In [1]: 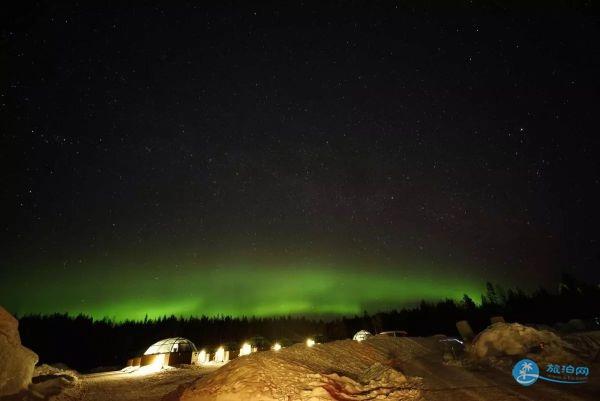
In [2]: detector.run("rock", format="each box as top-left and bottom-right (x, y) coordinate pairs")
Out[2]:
(0, 306), (39, 397)
(0, 308), (20, 346)
(33, 363), (79, 384)
(469, 322), (580, 366)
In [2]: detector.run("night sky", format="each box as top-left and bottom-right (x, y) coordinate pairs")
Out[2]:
(2, 2), (599, 320)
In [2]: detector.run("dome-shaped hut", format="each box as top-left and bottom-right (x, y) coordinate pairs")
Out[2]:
(352, 330), (372, 342)
(136, 337), (199, 368)
(144, 337), (197, 355)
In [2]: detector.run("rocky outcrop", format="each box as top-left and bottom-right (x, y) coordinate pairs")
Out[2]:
(0, 306), (39, 396)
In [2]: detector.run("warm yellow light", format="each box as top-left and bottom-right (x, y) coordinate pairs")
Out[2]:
(272, 342), (282, 351)
(150, 353), (165, 370)
(306, 338), (315, 347)
(198, 349), (207, 364)
(239, 342), (252, 356)
(215, 346), (225, 362)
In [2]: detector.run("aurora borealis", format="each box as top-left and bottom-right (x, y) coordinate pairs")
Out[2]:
(3, 3), (599, 322)
(2, 258), (486, 320)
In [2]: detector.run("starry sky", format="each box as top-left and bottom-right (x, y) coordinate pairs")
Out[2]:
(2, 2), (599, 320)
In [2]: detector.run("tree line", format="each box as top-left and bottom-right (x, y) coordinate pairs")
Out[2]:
(17, 275), (599, 372)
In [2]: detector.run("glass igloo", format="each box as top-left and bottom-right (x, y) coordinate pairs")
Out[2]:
(144, 337), (198, 355)
(352, 330), (372, 342)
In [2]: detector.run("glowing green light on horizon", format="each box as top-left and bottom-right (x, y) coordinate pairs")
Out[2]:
(3, 263), (485, 321)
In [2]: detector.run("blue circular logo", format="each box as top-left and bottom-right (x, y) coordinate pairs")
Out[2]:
(512, 359), (539, 386)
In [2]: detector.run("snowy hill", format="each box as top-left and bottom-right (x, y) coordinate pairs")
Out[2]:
(166, 336), (421, 401)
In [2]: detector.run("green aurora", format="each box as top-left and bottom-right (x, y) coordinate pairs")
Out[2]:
(2, 261), (485, 321)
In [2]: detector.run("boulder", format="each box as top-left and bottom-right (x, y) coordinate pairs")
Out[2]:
(0, 306), (39, 396)
(469, 322), (580, 366)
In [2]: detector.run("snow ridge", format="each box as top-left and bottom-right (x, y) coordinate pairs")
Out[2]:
(167, 337), (421, 401)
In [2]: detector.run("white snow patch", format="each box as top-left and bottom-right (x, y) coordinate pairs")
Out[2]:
(33, 363), (79, 381)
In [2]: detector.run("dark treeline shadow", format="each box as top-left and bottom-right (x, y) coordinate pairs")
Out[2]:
(16, 274), (600, 372)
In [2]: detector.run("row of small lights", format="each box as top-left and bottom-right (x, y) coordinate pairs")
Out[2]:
(202, 338), (315, 359)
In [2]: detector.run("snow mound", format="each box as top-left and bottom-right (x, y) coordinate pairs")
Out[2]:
(33, 363), (79, 383)
(167, 337), (420, 401)
(29, 376), (78, 400)
(0, 306), (39, 397)
(470, 322), (579, 365)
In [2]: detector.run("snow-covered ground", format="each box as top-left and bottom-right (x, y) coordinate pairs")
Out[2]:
(396, 334), (600, 401)
(164, 331), (600, 401)
(167, 336), (421, 401)
(42, 365), (219, 401)
(3, 323), (599, 401)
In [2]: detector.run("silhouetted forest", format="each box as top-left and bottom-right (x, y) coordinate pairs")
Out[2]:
(16, 275), (600, 372)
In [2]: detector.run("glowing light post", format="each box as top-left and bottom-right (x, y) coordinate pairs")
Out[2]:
(215, 346), (225, 363)
(239, 342), (252, 356)
(198, 349), (207, 364)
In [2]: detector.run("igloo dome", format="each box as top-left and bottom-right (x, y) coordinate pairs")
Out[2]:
(352, 330), (372, 342)
(144, 337), (198, 355)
